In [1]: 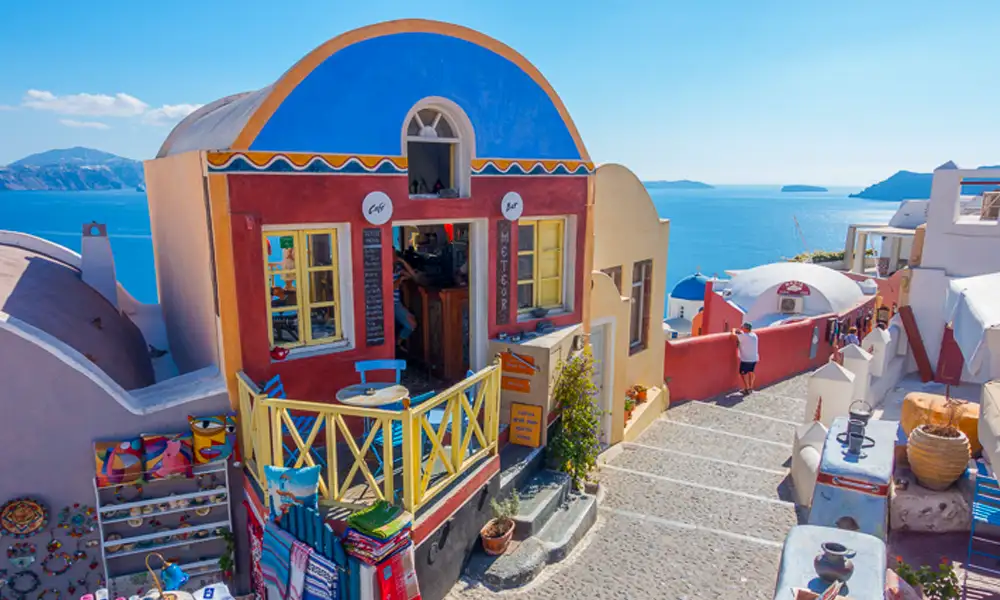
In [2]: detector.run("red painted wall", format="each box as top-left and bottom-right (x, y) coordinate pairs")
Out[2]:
(702, 290), (745, 335)
(842, 271), (902, 310)
(226, 173), (587, 401)
(663, 298), (876, 402)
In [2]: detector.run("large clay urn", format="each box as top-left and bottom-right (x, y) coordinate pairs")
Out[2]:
(907, 424), (970, 491)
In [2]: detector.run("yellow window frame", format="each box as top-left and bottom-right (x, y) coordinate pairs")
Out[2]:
(517, 218), (565, 312)
(263, 228), (343, 349)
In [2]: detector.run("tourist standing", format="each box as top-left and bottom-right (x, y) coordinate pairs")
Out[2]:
(731, 322), (760, 396)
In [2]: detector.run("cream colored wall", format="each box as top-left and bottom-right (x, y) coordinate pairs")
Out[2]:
(590, 271), (630, 444)
(592, 164), (670, 391)
(143, 152), (220, 373)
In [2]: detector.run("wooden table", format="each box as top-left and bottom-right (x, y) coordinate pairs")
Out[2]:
(336, 383), (409, 408)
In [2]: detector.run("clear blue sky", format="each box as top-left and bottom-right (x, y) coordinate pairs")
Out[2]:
(1, 0), (997, 185)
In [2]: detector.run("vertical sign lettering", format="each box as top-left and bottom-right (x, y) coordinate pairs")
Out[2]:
(496, 220), (512, 325)
(362, 228), (385, 346)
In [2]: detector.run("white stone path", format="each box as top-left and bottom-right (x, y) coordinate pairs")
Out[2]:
(448, 374), (810, 599)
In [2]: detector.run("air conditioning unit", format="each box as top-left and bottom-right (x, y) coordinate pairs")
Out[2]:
(778, 296), (804, 314)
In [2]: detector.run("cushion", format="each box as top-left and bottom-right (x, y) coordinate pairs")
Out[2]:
(142, 433), (194, 480)
(265, 465), (321, 519)
(189, 414), (238, 464)
(94, 438), (145, 487)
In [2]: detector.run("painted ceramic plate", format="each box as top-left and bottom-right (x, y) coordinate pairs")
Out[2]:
(0, 498), (48, 539)
(194, 506), (211, 517)
(105, 533), (123, 553)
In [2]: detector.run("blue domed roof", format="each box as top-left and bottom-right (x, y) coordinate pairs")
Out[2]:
(671, 273), (709, 301)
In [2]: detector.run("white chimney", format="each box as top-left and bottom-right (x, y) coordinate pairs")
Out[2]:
(81, 222), (119, 309)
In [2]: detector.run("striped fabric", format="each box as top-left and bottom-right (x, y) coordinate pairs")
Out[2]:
(262, 522), (295, 600)
(303, 552), (340, 600)
(288, 540), (311, 600)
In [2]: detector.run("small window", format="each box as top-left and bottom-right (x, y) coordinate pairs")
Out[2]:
(517, 219), (565, 312)
(264, 229), (343, 349)
(601, 266), (622, 294)
(679, 305), (685, 318)
(406, 107), (460, 197)
(630, 260), (652, 353)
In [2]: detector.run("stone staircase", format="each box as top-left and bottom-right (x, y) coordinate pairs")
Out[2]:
(464, 466), (599, 589)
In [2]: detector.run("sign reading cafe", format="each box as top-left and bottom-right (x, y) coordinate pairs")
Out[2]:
(362, 191), (393, 226)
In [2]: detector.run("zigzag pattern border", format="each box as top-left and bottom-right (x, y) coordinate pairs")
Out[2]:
(206, 152), (407, 174)
(471, 159), (593, 176)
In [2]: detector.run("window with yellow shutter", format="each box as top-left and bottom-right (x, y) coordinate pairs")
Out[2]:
(263, 229), (343, 349)
(517, 218), (565, 312)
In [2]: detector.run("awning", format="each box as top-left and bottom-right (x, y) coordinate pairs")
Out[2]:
(946, 273), (1000, 375)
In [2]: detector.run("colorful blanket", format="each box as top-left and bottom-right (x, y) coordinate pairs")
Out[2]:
(245, 501), (266, 600)
(377, 545), (421, 600)
(303, 552), (340, 600)
(346, 501), (411, 540)
(288, 540), (311, 600)
(343, 527), (412, 565)
(262, 522), (295, 600)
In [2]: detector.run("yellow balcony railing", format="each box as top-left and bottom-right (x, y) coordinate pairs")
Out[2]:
(237, 361), (502, 513)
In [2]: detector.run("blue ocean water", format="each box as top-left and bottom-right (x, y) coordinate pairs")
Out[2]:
(0, 187), (899, 308)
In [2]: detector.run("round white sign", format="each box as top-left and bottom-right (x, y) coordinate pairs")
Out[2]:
(362, 191), (393, 225)
(501, 192), (524, 221)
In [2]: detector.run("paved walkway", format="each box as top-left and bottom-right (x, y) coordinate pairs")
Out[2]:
(448, 375), (809, 599)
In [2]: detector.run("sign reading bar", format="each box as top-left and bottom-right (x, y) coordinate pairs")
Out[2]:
(509, 402), (542, 448)
(496, 220), (512, 325)
(362, 228), (385, 346)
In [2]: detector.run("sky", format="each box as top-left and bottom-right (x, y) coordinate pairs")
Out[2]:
(1, 0), (998, 186)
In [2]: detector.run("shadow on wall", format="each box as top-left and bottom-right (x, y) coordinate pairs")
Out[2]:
(664, 298), (876, 402)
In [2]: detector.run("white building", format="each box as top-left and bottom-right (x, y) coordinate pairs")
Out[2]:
(663, 272), (710, 339)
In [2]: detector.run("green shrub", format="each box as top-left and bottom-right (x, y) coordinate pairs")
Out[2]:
(548, 346), (601, 490)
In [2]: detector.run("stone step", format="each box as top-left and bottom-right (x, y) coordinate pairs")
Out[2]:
(609, 445), (791, 501)
(464, 489), (599, 590)
(702, 391), (808, 423)
(665, 401), (797, 445)
(759, 375), (810, 400)
(499, 442), (546, 499)
(598, 466), (799, 543)
(511, 470), (570, 540)
(634, 419), (792, 472)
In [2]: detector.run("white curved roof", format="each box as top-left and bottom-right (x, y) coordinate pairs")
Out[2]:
(156, 88), (272, 158)
(728, 262), (864, 314)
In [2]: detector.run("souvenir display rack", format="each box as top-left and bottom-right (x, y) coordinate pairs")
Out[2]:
(92, 460), (233, 596)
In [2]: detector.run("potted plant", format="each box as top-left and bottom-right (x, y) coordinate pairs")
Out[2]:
(481, 490), (519, 556)
(894, 556), (960, 600)
(624, 397), (636, 423)
(907, 397), (971, 491)
(549, 347), (602, 490)
(631, 385), (648, 403)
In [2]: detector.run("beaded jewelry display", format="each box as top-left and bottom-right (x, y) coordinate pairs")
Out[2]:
(113, 485), (143, 504)
(36, 588), (60, 600)
(40, 552), (73, 577)
(45, 532), (61, 554)
(72, 540), (87, 563)
(56, 505), (96, 539)
(7, 571), (40, 598)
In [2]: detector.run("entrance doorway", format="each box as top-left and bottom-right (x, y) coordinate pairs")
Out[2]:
(392, 221), (479, 394)
(591, 319), (614, 447)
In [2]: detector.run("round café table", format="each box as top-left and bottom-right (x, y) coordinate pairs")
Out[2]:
(336, 383), (410, 407)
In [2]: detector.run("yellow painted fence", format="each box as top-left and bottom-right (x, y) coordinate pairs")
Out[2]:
(237, 362), (502, 513)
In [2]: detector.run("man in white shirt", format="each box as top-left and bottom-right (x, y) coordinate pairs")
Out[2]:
(732, 322), (760, 395)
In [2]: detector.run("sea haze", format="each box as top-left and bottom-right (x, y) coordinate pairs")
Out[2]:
(1, 187), (899, 313)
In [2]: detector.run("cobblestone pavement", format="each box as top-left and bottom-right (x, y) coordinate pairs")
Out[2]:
(447, 375), (808, 600)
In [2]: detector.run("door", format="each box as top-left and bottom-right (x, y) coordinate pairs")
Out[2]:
(590, 322), (613, 447)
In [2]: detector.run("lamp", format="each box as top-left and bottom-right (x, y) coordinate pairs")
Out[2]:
(145, 553), (189, 598)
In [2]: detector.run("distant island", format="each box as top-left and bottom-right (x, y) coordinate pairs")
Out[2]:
(0, 147), (145, 192)
(851, 163), (1000, 201)
(644, 180), (714, 190)
(781, 184), (827, 193)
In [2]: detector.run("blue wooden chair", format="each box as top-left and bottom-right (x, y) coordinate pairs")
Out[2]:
(262, 374), (326, 468)
(966, 461), (1000, 576)
(427, 370), (477, 433)
(355, 359), (406, 384)
(370, 391), (436, 478)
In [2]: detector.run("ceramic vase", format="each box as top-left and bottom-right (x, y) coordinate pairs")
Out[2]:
(814, 542), (856, 582)
(907, 425), (970, 491)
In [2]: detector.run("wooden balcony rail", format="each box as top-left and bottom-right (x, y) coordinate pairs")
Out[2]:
(237, 361), (502, 513)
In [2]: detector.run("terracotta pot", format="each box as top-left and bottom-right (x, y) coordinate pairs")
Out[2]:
(907, 424), (970, 491)
(625, 409), (634, 423)
(480, 518), (515, 556)
(635, 389), (648, 403)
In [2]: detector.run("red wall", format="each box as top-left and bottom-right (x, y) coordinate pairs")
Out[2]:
(226, 173), (587, 401)
(701, 282), (745, 335)
(842, 270), (903, 310)
(663, 298), (876, 402)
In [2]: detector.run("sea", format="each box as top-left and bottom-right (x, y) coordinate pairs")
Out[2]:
(0, 187), (899, 312)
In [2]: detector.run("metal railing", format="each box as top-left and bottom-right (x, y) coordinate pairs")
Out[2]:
(237, 361), (501, 513)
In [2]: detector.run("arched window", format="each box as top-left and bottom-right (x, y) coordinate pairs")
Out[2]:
(403, 99), (472, 198)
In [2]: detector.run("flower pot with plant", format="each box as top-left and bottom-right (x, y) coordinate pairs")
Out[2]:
(481, 490), (519, 556)
(624, 397), (636, 423)
(894, 556), (960, 600)
(631, 385), (648, 403)
(907, 396), (971, 491)
(549, 346), (602, 490)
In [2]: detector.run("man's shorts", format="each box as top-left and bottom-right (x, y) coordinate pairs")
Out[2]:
(739, 361), (757, 375)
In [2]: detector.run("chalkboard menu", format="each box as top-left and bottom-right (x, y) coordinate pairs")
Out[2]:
(363, 228), (385, 346)
(496, 220), (512, 325)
